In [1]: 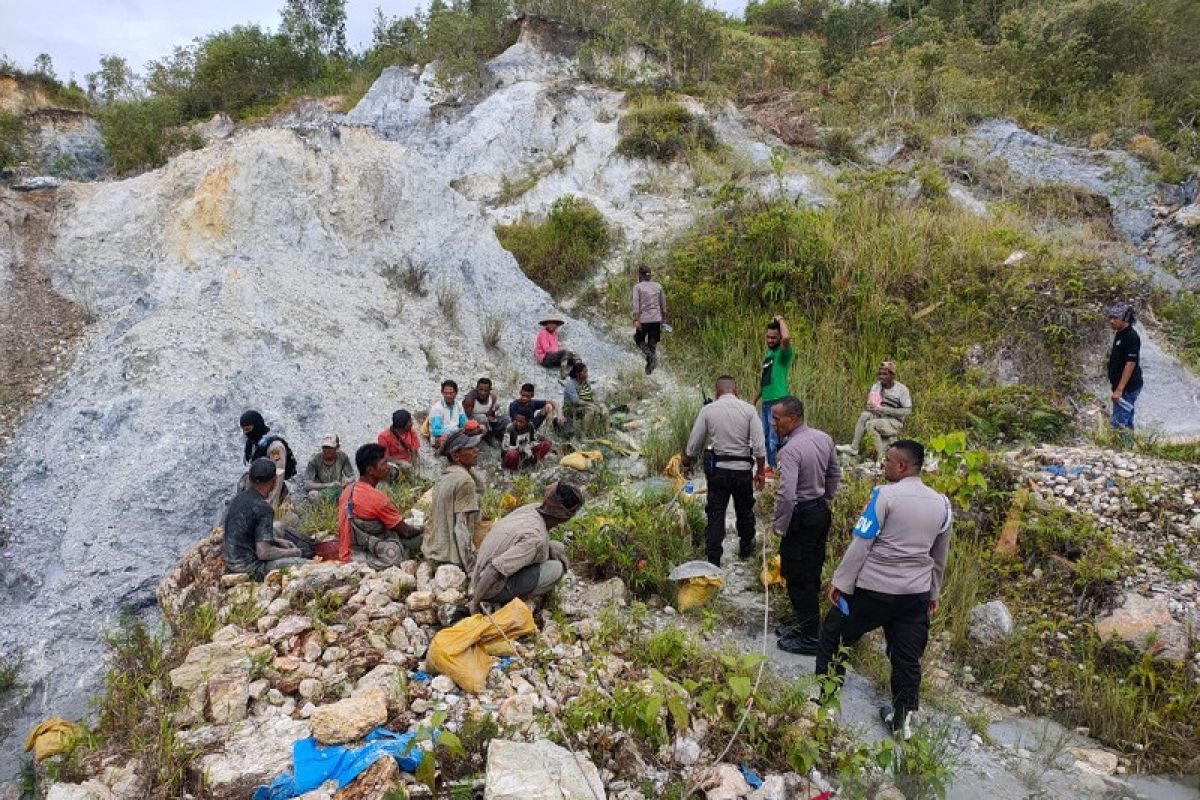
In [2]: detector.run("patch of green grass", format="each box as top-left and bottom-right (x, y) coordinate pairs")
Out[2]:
(495, 196), (614, 299)
(0, 658), (20, 698)
(558, 488), (704, 599)
(639, 396), (702, 473)
(616, 96), (719, 163)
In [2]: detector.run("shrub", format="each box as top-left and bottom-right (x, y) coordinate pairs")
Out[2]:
(559, 488), (704, 599)
(495, 196), (614, 298)
(616, 98), (718, 162)
(745, 0), (829, 36)
(0, 112), (26, 168)
(99, 96), (195, 175)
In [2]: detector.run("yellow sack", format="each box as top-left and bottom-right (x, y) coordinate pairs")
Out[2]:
(420, 415), (431, 440)
(24, 717), (80, 762)
(760, 554), (787, 588)
(427, 598), (537, 692)
(560, 450), (603, 471)
(676, 575), (723, 612)
(663, 453), (686, 493)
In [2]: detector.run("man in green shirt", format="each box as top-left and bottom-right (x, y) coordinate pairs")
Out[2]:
(752, 315), (793, 474)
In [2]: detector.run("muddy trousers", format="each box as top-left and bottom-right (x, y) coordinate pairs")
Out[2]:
(815, 588), (930, 719)
(485, 560), (565, 605)
(704, 467), (755, 565)
(778, 499), (831, 637)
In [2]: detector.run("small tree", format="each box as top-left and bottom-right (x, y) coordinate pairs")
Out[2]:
(281, 0), (349, 57)
(86, 55), (139, 103)
(32, 53), (56, 81)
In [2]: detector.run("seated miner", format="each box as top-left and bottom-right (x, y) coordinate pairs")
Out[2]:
(223, 458), (312, 580)
(468, 481), (583, 613)
(837, 361), (913, 459)
(428, 379), (468, 446)
(337, 443), (423, 565)
(304, 434), (356, 501)
(508, 383), (557, 431)
(502, 413), (553, 470)
(562, 362), (607, 429)
(462, 377), (508, 445)
(425, 425), (485, 569)
(534, 316), (578, 378)
(378, 409), (421, 478)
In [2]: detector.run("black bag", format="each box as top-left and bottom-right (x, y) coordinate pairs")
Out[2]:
(277, 528), (317, 558)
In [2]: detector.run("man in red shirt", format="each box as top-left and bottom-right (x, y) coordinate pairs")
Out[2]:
(337, 443), (422, 564)
(378, 409), (421, 479)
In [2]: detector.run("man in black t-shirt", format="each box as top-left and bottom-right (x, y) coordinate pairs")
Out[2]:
(508, 383), (558, 431)
(1106, 302), (1143, 432)
(223, 459), (310, 580)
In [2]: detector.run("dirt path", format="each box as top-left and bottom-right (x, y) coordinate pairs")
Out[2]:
(0, 187), (83, 520)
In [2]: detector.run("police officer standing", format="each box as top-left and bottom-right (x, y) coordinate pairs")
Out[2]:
(816, 440), (952, 739)
(683, 376), (767, 566)
(772, 396), (840, 655)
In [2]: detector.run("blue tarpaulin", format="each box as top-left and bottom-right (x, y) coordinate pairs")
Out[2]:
(252, 728), (425, 800)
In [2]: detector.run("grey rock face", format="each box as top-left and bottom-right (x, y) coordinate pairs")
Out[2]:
(0, 125), (631, 781)
(23, 109), (106, 181)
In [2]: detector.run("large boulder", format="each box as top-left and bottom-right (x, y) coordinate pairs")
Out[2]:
(484, 739), (604, 800)
(967, 600), (1014, 647)
(310, 687), (388, 745)
(1096, 593), (1188, 661)
(195, 715), (310, 800)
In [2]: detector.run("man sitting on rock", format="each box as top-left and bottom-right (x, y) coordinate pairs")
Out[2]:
(463, 377), (508, 445)
(425, 425), (484, 570)
(378, 409), (421, 478)
(428, 380), (468, 446)
(223, 458), (311, 580)
(468, 481), (582, 612)
(337, 443), (423, 566)
(304, 434), (356, 501)
(837, 362), (912, 460)
(508, 383), (558, 431)
(502, 413), (554, 471)
(563, 362), (607, 430)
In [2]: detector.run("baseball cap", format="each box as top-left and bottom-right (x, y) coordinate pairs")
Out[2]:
(320, 434), (339, 448)
(249, 458), (277, 481)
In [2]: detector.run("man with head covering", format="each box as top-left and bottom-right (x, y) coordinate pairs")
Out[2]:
(468, 481), (583, 612)
(534, 317), (578, 379)
(304, 434), (356, 501)
(837, 362), (913, 460)
(378, 409), (422, 477)
(337, 444), (423, 566)
(632, 266), (667, 374)
(1106, 302), (1143, 432)
(238, 411), (297, 516)
(223, 458), (312, 580)
(425, 423), (485, 569)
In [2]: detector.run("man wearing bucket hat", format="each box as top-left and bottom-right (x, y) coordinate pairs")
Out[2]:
(534, 316), (578, 379)
(837, 362), (912, 460)
(1106, 302), (1143, 432)
(425, 423), (485, 568)
(468, 481), (583, 612)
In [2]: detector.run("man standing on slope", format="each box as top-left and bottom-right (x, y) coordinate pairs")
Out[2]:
(752, 315), (793, 478)
(1107, 302), (1143, 433)
(631, 266), (667, 375)
(816, 440), (952, 739)
(772, 396), (840, 655)
(683, 375), (767, 566)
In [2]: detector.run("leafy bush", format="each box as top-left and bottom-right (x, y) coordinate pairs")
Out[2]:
(745, 0), (829, 36)
(99, 96), (196, 175)
(0, 112), (26, 168)
(495, 196), (614, 297)
(1159, 290), (1200, 371)
(558, 488), (704, 598)
(616, 97), (718, 162)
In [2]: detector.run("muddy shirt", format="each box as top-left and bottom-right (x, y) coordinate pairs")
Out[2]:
(425, 465), (480, 567)
(1107, 326), (1143, 392)
(222, 488), (275, 575)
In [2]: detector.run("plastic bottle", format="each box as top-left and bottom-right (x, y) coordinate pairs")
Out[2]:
(684, 480), (695, 495)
